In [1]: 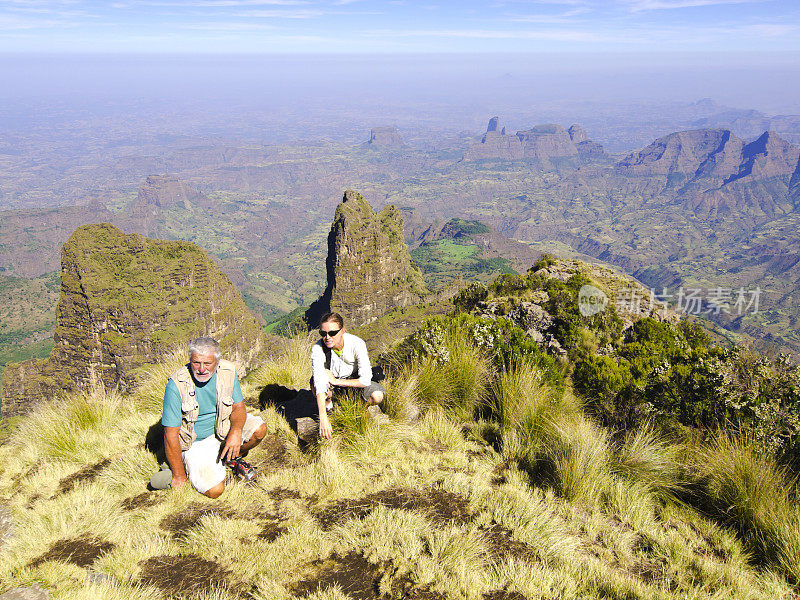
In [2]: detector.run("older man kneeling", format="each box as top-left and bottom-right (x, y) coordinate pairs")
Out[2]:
(151, 337), (267, 497)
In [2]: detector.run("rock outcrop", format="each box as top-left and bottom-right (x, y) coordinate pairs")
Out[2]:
(306, 190), (427, 328)
(1, 224), (265, 417)
(463, 118), (605, 166)
(130, 175), (212, 236)
(463, 118), (525, 161)
(790, 154), (800, 207)
(368, 127), (403, 147)
(617, 128), (800, 215)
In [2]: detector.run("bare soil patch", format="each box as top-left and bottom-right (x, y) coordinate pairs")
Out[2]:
(294, 554), (449, 599)
(250, 434), (289, 469)
(294, 552), (385, 600)
(160, 502), (236, 540)
(138, 554), (233, 597)
(483, 591), (526, 600)
(269, 487), (302, 502)
(29, 534), (115, 568)
(122, 492), (161, 511)
(315, 486), (473, 530)
(257, 516), (288, 542)
(630, 558), (672, 587)
(57, 458), (111, 494)
(479, 523), (537, 562)
(420, 437), (448, 453)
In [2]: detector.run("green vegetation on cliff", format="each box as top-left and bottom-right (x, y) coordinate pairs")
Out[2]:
(1, 224), (265, 418)
(410, 219), (517, 290)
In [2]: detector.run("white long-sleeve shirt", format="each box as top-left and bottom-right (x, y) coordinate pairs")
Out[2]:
(311, 332), (373, 392)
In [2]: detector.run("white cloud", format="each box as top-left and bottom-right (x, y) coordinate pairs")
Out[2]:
(626, 0), (760, 11)
(365, 27), (606, 42)
(180, 20), (278, 30)
(509, 7), (588, 23)
(232, 8), (323, 17)
(742, 23), (795, 37)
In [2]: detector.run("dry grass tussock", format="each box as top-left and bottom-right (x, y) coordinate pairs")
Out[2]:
(241, 332), (314, 394)
(0, 354), (798, 599)
(383, 326), (492, 423)
(690, 431), (800, 584)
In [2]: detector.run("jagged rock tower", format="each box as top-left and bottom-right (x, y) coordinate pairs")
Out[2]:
(306, 190), (426, 328)
(1, 223), (265, 417)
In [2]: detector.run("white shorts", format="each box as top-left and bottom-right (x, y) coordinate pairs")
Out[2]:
(182, 414), (264, 493)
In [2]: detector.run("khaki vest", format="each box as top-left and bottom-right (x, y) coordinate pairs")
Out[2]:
(170, 358), (237, 451)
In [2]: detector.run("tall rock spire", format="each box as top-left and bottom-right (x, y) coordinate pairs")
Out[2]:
(306, 190), (426, 328)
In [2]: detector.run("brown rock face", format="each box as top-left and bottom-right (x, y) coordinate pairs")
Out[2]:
(131, 175), (212, 236)
(306, 190), (426, 328)
(464, 118), (604, 166)
(568, 124), (588, 143)
(617, 129), (740, 178)
(617, 128), (800, 216)
(1, 224), (264, 417)
(789, 155), (800, 207)
(368, 127), (403, 147)
(516, 124), (579, 165)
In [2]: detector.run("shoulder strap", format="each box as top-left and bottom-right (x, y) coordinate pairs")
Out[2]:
(322, 346), (332, 370)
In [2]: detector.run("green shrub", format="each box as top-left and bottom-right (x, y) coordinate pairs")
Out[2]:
(388, 314), (564, 401)
(573, 317), (728, 433)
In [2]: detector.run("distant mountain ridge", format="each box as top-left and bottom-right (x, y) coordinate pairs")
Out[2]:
(463, 117), (608, 166)
(616, 128), (800, 216)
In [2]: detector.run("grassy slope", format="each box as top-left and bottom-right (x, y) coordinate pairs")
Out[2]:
(0, 345), (797, 600)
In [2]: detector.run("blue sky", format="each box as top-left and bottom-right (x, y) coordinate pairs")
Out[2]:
(0, 0), (798, 54)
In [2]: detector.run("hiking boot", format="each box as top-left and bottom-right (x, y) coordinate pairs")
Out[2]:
(226, 457), (257, 482)
(150, 463), (172, 490)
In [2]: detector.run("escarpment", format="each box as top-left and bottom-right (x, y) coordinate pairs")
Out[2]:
(616, 128), (800, 215)
(1, 224), (265, 417)
(463, 117), (607, 166)
(306, 190), (427, 328)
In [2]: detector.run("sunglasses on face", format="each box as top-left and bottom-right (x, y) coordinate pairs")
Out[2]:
(319, 328), (341, 338)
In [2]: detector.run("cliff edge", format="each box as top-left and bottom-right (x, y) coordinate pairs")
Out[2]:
(1, 224), (265, 417)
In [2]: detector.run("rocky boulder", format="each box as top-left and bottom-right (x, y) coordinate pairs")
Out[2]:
(1, 224), (265, 417)
(306, 190), (427, 328)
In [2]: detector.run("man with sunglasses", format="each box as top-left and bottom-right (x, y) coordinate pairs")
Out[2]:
(311, 312), (385, 439)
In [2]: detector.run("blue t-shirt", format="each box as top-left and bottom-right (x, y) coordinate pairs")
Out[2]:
(162, 370), (244, 441)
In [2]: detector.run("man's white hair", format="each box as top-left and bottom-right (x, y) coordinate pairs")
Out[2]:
(188, 337), (221, 360)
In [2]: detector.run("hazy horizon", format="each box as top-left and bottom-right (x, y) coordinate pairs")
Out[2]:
(1, 52), (799, 142)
